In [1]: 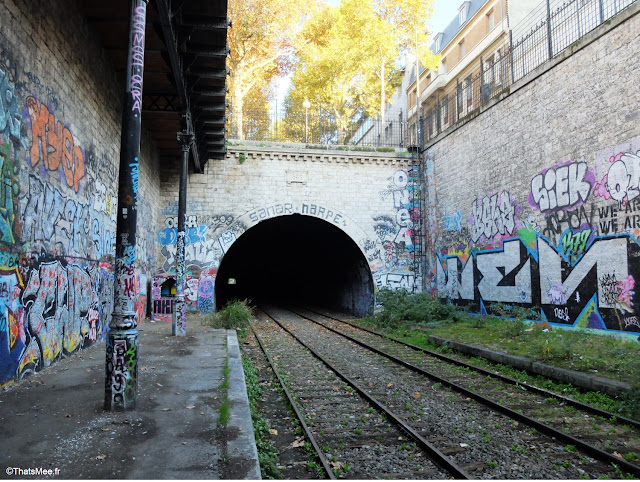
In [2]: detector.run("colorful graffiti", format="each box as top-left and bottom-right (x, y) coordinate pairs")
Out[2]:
(434, 140), (640, 335)
(373, 167), (422, 290)
(197, 269), (216, 313)
(0, 268), (25, 385)
(0, 67), (24, 145)
(529, 161), (595, 213)
(594, 151), (640, 205)
(26, 96), (86, 192)
(21, 174), (116, 259)
(470, 191), (521, 245)
(436, 234), (640, 333)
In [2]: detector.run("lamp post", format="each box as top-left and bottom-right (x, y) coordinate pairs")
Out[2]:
(303, 99), (311, 143)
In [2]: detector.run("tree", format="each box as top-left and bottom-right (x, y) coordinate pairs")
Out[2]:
(372, 0), (440, 121)
(338, 0), (401, 122)
(227, 0), (318, 139)
(378, 0), (440, 120)
(290, 0), (403, 143)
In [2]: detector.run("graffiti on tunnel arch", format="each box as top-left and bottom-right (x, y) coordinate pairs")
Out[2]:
(436, 233), (640, 333)
(373, 167), (422, 290)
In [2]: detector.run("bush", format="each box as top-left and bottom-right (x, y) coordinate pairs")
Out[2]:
(205, 299), (254, 331)
(375, 289), (459, 328)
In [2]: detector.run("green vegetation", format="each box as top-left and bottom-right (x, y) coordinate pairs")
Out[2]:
(218, 358), (231, 427)
(205, 299), (254, 338)
(359, 290), (640, 419)
(242, 354), (283, 479)
(373, 288), (459, 328)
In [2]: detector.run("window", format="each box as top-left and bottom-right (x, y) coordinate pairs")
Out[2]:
(486, 56), (495, 84)
(441, 59), (447, 74)
(488, 11), (495, 30)
(465, 76), (473, 107)
(434, 32), (444, 53)
(460, 40), (466, 58)
(459, 2), (470, 25)
(442, 97), (449, 124)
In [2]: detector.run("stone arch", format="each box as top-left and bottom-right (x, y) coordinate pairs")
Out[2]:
(212, 202), (385, 316)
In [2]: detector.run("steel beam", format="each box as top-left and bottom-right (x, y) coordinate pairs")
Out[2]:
(156, 0), (201, 172)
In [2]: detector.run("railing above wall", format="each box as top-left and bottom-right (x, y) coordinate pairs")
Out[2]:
(227, 111), (410, 149)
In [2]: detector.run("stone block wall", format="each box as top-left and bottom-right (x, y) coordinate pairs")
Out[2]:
(425, 4), (640, 336)
(157, 148), (420, 314)
(0, 0), (162, 386)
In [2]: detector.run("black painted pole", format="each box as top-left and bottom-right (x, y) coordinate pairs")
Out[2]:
(172, 131), (193, 337)
(105, 0), (148, 411)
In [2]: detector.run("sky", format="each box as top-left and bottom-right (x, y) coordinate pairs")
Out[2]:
(430, 1), (462, 35)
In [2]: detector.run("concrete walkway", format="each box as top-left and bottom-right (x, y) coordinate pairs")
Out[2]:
(0, 316), (260, 480)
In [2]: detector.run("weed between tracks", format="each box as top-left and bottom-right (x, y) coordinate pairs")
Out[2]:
(362, 289), (640, 419)
(205, 299), (253, 337)
(242, 354), (283, 479)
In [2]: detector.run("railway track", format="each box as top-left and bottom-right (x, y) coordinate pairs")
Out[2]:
(294, 306), (640, 454)
(252, 305), (640, 479)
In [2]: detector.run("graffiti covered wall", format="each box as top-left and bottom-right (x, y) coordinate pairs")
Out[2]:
(426, 7), (640, 336)
(0, 0), (161, 386)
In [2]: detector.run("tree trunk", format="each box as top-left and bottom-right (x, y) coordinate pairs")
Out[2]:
(380, 58), (386, 123)
(231, 83), (244, 140)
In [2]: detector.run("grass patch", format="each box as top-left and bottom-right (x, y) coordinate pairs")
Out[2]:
(205, 299), (254, 338)
(218, 357), (230, 427)
(373, 288), (460, 328)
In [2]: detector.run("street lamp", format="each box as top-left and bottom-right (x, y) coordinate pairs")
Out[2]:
(303, 99), (311, 143)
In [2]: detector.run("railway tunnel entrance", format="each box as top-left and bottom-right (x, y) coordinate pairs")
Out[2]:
(215, 215), (374, 317)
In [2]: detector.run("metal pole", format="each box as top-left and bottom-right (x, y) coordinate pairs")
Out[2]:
(172, 131), (193, 337)
(105, 0), (148, 412)
(456, 78), (460, 123)
(509, 30), (515, 84)
(546, 0), (553, 60)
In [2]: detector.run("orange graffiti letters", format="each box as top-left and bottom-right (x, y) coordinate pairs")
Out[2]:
(27, 97), (86, 192)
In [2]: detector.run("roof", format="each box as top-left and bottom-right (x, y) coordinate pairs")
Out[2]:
(409, 0), (490, 84)
(430, 0), (489, 54)
(80, 0), (229, 173)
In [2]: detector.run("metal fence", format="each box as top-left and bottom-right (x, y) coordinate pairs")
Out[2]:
(421, 0), (636, 145)
(227, 110), (410, 148)
(228, 0), (636, 147)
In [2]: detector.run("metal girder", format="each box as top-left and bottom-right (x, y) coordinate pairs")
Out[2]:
(180, 15), (229, 30)
(187, 68), (227, 79)
(191, 86), (227, 97)
(156, 0), (202, 172)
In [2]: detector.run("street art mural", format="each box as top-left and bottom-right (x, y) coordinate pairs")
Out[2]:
(372, 167), (422, 291)
(433, 138), (640, 335)
(0, 62), (152, 387)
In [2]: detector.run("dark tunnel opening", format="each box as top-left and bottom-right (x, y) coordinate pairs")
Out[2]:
(215, 215), (374, 316)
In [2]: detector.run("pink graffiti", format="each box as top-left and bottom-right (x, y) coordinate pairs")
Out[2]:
(618, 275), (635, 308)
